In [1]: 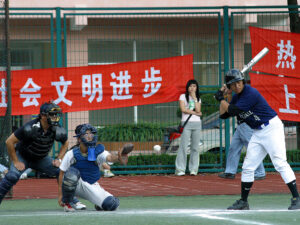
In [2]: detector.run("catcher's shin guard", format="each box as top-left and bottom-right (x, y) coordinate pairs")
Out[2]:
(101, 196), (120, 211)
(0, 171), (19, 204)
(62, 167), (80, 204)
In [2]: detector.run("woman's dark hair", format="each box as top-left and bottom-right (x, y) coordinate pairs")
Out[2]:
(185, 79), (200, 103)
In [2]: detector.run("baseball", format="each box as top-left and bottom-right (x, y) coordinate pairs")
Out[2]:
(153, 145), (161, 153)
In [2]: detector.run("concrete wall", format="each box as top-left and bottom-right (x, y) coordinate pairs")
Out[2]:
(9, 0), (289, 8)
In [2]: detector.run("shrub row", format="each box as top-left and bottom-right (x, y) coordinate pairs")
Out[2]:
(112, 150), (300, 169)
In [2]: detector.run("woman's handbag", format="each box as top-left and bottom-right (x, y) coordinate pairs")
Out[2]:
(177, 114), (192, 133)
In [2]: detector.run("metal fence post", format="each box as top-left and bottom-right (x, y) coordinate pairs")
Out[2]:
(223, 6), (231, 154)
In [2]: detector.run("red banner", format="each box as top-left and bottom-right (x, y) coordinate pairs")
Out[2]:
(0, 55), (194, 116)
(250, 73), (300, 122)
(249, 26), (300, 78)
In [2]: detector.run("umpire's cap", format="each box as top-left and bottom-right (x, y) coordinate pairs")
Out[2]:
(225, 69), (244, 87)
(40, 102), (62, 115)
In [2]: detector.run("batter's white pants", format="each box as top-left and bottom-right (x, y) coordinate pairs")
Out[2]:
(241, 116), (296, 183)
(75, 178), (113, 207)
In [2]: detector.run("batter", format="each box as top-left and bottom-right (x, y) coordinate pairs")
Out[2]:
(214, 68), (300, 210)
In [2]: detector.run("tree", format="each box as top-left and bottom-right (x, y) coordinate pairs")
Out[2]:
(288, 0), (300, 32)
(287, 0), (300, 149)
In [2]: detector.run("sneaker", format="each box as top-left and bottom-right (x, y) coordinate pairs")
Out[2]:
(218, 173), (235, 179)
(95, 204), (103, 211)
(70, 201), (86, 210)
(190, 171), (197, 176)
(227, 199), (249, 210)
(288, 197), (300, 210)
(64, 203), (75, 212)
(175, 171), (185, 176)
(20, 173), (28, 180)
(254, 176), (265, 181)
(104, 170), (115, 178)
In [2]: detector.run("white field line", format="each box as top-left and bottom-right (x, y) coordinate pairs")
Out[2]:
(196, 214), (272, 225)
(0, 208), (294, 218)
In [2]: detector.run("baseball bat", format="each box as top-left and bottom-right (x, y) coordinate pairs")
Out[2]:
(241, 47), (269, 74)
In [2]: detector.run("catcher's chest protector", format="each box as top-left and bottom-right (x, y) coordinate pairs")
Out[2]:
(22, 123), (56, 160)
(72, 147), (103, 184)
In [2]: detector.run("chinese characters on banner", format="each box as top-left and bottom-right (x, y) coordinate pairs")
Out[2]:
(250, 73), (300, 122)
(249, 27), (300, 122)
(0, 55), (194, 116)
(249, 26), (300, 78)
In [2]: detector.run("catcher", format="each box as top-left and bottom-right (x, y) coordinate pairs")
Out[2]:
(58, 123), (133, 212)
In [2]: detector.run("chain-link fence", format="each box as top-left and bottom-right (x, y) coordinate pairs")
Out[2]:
(0, 6), (299, 175)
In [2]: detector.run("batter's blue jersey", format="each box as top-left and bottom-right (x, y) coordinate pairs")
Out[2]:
(230, 84), (277, 129)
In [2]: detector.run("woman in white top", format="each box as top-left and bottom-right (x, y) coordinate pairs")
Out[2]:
(175, 79), (202, 176)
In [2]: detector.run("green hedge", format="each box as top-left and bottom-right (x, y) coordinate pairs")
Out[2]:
(113, 152), (223, 168)
(112, 150), (300, 169)
(97, 123), (166, 142)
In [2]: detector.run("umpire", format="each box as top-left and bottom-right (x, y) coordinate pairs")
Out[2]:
(0, 102), (68, 204)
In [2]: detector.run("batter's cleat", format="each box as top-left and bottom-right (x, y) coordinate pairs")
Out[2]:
(20, 173), (28, 180)
(64, 203), (75, 212)
(70, 201), (86, 210)
(254, 176), (265, 181)
(288, 197), (300, 210)
(227, 199), (249, 210)
(218, 173), (235, 179)
(95, 204), (103, 211)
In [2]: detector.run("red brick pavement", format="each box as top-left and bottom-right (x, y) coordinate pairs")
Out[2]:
(7, 172), (300, 200)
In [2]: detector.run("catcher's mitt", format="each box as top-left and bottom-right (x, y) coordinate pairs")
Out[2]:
(121, 143), (134, 155)
(118, 143), (134, 165)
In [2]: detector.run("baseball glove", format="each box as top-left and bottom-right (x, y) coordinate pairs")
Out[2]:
(118, 143), (134, 165)
(121, 143), (134, 155)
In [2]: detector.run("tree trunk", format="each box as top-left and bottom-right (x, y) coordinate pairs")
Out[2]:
(287, 0), (300, 149)
(288, 0), (300, 33)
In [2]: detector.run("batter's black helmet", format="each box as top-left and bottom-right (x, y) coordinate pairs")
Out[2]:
(225, 69), (244, 88)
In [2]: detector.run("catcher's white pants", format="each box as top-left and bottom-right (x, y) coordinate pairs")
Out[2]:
(75, 178), (112, 207)
(242, 116), (296, 183)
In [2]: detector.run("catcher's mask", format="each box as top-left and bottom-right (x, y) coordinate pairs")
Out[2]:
(225, 69), (245, 89)
(75, 123), (98, 161)
(40, 102), (62, 126)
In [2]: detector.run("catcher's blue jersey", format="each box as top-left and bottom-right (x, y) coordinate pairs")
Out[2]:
(231, 85), (277, 130)
(72, 144), (104, 184)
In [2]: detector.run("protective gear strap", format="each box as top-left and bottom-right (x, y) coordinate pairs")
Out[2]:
(0, 171), (19, 204)
(55, 126), (68, 144)
(228, 104), (244, 117)
(101, 196), (120, 211)
(62, 167), (80, 204)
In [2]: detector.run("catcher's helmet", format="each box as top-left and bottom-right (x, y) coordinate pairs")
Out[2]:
(40, 102), (62, 126)
(225, 69), (244, 88)
(75, 123), (98, 147)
